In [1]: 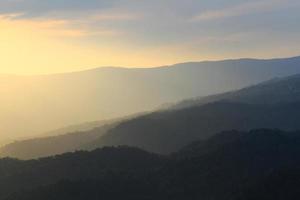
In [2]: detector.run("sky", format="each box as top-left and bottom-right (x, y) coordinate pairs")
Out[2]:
(0, 0), (300, 74)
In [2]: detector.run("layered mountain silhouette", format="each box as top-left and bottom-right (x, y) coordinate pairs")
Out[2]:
(84, 73), (300, 153)
(1, 129), (300, 200)
(1, 56), (300, 141)
(2, 72), (300, 159)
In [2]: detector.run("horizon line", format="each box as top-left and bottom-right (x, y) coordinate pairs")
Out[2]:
(1, 54), (300, 77)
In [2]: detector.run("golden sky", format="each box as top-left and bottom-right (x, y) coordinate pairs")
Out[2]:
(0, 0), (300, 74)
(0, 16), (190, 74)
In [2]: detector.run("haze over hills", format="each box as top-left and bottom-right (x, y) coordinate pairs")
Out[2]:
(87, 101), (300, 154)
(1, 56), (300, 141)
(0, 125), (113, 159)
(2, 0), (300, 198)
(2, 72), (300, 159)
(83, 73), (300, 154)
(174, 73), (300, 109)
(1, 129), (300, 200)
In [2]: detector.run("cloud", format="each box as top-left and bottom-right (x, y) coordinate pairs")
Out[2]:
(190, 0), (289, 22)
(91, 12), (140, 21)
(0, 0), (118, 18)
(0, 0), (299, 66)
(0, 0), (142, 38)
(0, 13), (121, 38)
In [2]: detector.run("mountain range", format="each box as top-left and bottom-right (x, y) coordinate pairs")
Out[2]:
(1, 56), (300, 199)
(1, 56), (300, 141)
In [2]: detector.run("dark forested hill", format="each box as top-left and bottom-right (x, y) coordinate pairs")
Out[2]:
(0, 146), (165, 200)
(232, 169), (300, 200)
(2, 56), (300, 141)
(161, 129), (300, 200)
(1, 130), (300, 200)
(86, 101), (300, 154)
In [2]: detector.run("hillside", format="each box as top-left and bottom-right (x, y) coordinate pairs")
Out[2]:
(1, 56), (300, 141)
(0, 113), (144, 159)
(0, 146), (165, 200)
(175, 73), (300, 109)
(1, 129), (300, 200)
(0, 123), (115, 159)
(86, 101), (300, 154)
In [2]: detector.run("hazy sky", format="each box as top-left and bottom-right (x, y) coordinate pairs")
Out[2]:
(0, 0), (300, 74)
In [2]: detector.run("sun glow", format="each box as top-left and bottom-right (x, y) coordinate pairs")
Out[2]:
(0, 15), (195, 75)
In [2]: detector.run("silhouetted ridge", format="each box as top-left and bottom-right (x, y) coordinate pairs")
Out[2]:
(0, 146), (165, 199)
(2, 129), (300, 200)
(157, 129), (300, 200)
(175, 129), (299, 159)
(86, 101), (300, 154)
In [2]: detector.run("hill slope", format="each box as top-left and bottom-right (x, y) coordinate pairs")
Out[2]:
(86, 101), (300, 154)
(0, 146), (165, 200)
(0, 122), (118, 159)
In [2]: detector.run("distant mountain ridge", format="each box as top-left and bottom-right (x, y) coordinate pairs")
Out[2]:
(1, 56), (300, 141)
